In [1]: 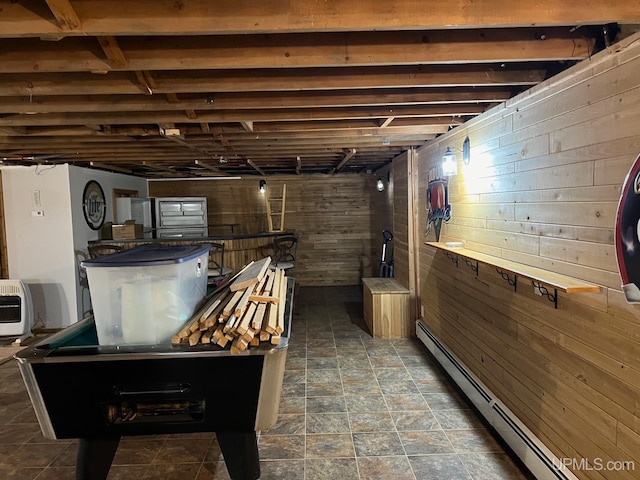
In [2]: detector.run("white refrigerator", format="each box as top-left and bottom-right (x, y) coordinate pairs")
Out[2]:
(115, 197), (155, 238)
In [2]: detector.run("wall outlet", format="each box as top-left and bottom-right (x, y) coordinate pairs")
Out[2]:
(31, 210), (44, 217)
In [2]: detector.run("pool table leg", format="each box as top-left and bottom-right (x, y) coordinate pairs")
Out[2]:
(216, 431), (260, 480)
(75, 437), (121, 480)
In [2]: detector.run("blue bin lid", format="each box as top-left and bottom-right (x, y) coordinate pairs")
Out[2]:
(82, 244), (212, 267)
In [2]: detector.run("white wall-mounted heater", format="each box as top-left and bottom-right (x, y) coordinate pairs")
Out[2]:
(0, 280), (34, 345)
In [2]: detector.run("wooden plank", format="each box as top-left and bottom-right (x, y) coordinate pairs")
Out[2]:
(230, 256), (271, 292)
(265, 302), (278, 335)
(234, 285), (255, 318)
(230, 337), (249, 355)
(264, 270), (276, 294)
(204, 294), (229, 328)
(188, 329), (202, 346)
(200, 289), (230, 322)
(44, 0), (82, 31)
(253, 272), (269, 295)
(223, 314), (238, 333)
(236, 301), (257, 336)
(201, 328), (214, 344)
(248, 294), (279, 303)
(276, 272), (287, 334)
(222, 289), (245, 316)
(252, 302), (268, 330)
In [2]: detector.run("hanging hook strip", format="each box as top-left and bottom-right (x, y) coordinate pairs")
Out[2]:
(496, 268), (517, 291)
(532, 281), (558, 308)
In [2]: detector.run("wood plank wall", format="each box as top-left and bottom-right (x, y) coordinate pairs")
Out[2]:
(391, 151), (417, 330)
(371, 163), (393, 278)
(417, 33), (640, 480)
(392, 152), (412, 289)
(0, 171), (7, 278)
(149, 174), (378, 286)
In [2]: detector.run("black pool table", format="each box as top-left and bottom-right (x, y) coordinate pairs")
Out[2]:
(14, 278), (294, 480)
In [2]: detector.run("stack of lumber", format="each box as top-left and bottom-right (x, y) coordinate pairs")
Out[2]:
(172, 257), (288, 354)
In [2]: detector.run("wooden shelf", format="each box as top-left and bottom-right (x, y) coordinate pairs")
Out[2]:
(425, 242), (600, 307)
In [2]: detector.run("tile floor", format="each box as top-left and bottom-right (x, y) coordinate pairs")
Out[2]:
(0, 285), (535, 479)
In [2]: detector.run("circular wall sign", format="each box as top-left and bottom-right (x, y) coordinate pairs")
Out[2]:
(82, 180), (106, 230)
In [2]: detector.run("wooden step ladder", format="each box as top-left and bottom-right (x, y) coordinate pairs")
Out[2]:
(266, 184), (286, 232)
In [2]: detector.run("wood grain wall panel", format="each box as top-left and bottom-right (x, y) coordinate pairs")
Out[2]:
(539, 237), (617, 272)
(514, 202), (617, 228)
(479, 185), (621, 203)
(484, 219), (614, 244)
(371, 163), (394, 279)
(512, 57), (640, 133)
(392, 154), (409, 289)
(390, 151), (415, 331)
(150, 174), (377, 286)
(551, 104), (640, 153)
(595, 151), (640, 185)
(517, 136), (640, 173)
(502, 250), (621, 290)
(417, 35), (640, 479)
(444, 223), (541, 254)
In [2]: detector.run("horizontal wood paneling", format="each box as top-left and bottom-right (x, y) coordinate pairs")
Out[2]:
(417, 34), (640, 480)
(150, 174), (378, 286)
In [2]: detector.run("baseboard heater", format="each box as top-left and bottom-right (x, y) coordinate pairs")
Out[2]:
(416, 320), (578, 480)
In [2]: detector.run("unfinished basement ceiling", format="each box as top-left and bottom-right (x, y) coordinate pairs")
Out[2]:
(0, 1), (638, 178)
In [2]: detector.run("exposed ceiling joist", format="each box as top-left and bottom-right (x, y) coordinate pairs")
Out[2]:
(331, 148), (358, 174)
(0, 0), (634, 178)
(247, 159), (267, 176)
(43, 0), (82, 32)
(89, 161), (132, 174)
(96, 36), (128, 69)
(3, 1), (635, 37)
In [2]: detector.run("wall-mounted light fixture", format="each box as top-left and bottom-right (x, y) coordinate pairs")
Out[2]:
(442, 136), (472, 176)
(259, 179), (266, 193)
(462, 136), (471, 165)
(442, 147), (458, 176)
(377, 177), (385, 191)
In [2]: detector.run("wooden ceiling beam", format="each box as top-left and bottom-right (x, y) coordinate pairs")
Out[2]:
(330, 148), (358, 174)
(89, 161), (132, 174)
(194, 160), (223, 174)
(0, 87), (513, 114)
(220, 136), (433, 148)
(247, 159), (267, 176)
(379, 117), (395, 128)
(0, 104), (487, 126)
(0, 126), (28, 135)
(0, 65), (546, 96)
(240, 121), (254, 132)
(2, 1), (636, 37)
(44, 0), (82, 32)
(96, 36), (128, 69)
(134, 70), (155, 95)
(0, 28), (594, 73)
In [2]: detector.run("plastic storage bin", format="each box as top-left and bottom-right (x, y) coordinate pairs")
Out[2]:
(82, 244), (211, 345)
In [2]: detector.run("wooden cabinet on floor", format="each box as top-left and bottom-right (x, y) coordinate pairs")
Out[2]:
(362, 278), (410, 339)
